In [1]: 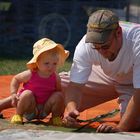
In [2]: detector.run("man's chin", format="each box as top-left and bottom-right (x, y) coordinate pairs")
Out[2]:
(102, 54), (110, 60)
(108, 55), (116, 61)
(102, 55), (115, 61)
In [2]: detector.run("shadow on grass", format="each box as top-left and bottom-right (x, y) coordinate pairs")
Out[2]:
(24, 120), (96, 133)
(0, 117), (96, 133)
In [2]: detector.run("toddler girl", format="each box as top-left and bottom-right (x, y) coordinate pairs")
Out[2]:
(10, 38), (69, 125)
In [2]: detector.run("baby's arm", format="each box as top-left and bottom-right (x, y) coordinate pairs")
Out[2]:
(10, 70), (32, 106)
(55, 73), (62, 91)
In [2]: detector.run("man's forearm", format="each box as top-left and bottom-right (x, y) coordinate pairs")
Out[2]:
(117, 90), (140, 131)
(65, 82), (83, 112)
(65, 90), (81, 112)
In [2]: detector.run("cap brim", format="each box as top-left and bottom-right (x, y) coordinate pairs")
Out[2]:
(85, 30), (112, 44)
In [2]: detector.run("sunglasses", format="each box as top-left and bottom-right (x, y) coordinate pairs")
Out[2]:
(91, 30), (116, 50)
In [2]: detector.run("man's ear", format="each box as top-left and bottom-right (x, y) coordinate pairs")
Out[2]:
(116, 26), (122, 37)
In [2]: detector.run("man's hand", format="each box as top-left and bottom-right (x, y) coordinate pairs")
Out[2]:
(64, 109), (80, 127)
(96, 123), (122, 133)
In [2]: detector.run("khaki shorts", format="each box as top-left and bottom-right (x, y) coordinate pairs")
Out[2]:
(24, 104), (47, 121)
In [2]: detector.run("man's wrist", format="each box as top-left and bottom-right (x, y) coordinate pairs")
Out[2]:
(116, 124), (129, 132)
(66, 102), (77, 112)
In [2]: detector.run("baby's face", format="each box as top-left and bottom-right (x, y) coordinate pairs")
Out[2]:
(37, 51), (58, 76)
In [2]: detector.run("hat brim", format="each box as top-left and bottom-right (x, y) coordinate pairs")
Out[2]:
(85, 30), (112, 44)
(27, 44), (69, 70)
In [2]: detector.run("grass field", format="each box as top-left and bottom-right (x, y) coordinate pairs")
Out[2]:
(0, 118), (96, 133)
(0, 58), (72, 75)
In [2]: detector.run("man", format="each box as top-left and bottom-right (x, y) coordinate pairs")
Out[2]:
(62, 9), (140, 133)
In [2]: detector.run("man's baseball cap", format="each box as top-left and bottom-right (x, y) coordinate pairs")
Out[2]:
(85, 9), (119, 44)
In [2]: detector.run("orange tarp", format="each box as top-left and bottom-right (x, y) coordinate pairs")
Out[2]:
(0, 75), (120, 129)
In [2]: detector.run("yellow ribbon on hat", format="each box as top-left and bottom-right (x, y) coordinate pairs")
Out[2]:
(87, 23), (118, 30)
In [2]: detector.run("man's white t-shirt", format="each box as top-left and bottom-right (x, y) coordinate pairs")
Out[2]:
(70, 21), (140, 88)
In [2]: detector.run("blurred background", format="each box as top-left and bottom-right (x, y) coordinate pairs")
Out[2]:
(0, 0), (139, 59)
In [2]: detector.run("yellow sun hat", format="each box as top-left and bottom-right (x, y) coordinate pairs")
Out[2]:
(27, 38), (69, 70)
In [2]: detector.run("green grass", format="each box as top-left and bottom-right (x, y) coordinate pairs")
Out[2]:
(0, 118), (96, 133)
(0, 58), (72, 75)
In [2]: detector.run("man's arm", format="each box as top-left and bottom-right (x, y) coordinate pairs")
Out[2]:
(64, 81), (84, 125)
(97, 89), (140, 132)
(117, 88), (140, 131)
(65, 81), (84, 112)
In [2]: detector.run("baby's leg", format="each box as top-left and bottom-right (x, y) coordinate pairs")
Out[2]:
(44, 92), (64, 125)
(44, 92), (65, 118)
(11, 90), (36, 124)
(16, 90), (36, 116)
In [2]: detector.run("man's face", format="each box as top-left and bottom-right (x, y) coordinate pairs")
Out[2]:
(91, 30), (121, 61)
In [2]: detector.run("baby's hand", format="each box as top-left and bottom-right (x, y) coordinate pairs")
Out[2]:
(11, 94), (19, 107)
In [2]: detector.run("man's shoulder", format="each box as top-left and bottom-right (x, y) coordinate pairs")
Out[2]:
(120, 21), (140, 43)
(120, 21), (140, 32)
(120, 21), (140, 28)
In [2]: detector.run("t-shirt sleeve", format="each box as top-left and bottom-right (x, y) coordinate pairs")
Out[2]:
(133, 59), (140, 88)
(70, 35), (93, 84)
(133, 31), (140, 88)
